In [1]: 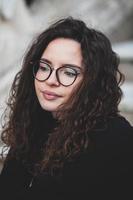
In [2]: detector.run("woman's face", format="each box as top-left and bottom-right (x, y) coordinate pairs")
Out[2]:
(34, 38), (84, 114)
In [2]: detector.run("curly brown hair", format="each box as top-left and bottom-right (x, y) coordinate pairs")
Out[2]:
(1, 17), (124, 175)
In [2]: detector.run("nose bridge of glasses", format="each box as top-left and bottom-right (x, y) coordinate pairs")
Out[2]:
(47, 66), (60, 83)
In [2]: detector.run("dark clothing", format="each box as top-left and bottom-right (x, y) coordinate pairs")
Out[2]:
(0, 116), (133, 199)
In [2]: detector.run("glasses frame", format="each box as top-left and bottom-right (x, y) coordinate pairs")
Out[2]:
(32, 60), (82, 87)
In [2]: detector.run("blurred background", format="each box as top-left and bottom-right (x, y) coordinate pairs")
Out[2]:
(0, 0), (133, 170)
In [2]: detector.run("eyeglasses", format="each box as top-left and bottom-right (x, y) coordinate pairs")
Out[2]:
(33, 60), (83, 86)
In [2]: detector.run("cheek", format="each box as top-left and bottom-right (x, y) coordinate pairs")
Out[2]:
(34, 80), (39, 96)
(64, 88), (74, 100)
(65, 81), (81, 99)
(71, 77), (83, 92)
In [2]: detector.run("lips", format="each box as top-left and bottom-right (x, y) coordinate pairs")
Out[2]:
(42, 90), (61, 100)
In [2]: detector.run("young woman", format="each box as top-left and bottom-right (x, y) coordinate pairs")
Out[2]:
(0, 17), (133, 199)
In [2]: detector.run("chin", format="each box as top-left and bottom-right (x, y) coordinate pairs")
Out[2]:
(40, 104), (59, 112)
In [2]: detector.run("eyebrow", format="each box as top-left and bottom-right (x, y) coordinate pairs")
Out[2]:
(40, 58), (51, 65)
(40, 58), (83, 70)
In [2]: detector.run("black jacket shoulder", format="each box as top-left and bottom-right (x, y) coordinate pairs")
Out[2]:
(0, 116), (133, 199)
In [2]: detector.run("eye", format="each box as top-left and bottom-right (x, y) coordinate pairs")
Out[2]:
(64, 71), (76, 77)
(60, 67), (77, 78)
(39, 62), (50, 72)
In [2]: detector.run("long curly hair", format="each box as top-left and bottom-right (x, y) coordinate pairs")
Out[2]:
(1, 17), (124, 175)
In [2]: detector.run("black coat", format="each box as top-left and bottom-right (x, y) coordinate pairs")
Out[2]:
(0, 116), (133, 199)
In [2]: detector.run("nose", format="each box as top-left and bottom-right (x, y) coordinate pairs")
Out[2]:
(45, 69), (60, 86)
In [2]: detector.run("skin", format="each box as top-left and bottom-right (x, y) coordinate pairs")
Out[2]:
(34, 38), (84, 115)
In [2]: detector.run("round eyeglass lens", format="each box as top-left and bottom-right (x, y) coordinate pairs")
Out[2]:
(58, 67), (77, 86)
(34, 61), (51, 81)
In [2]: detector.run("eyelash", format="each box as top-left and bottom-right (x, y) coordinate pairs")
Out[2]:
(64, 71), (76, 76)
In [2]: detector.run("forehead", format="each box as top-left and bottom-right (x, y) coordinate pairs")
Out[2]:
(41, 38), (83, 67)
